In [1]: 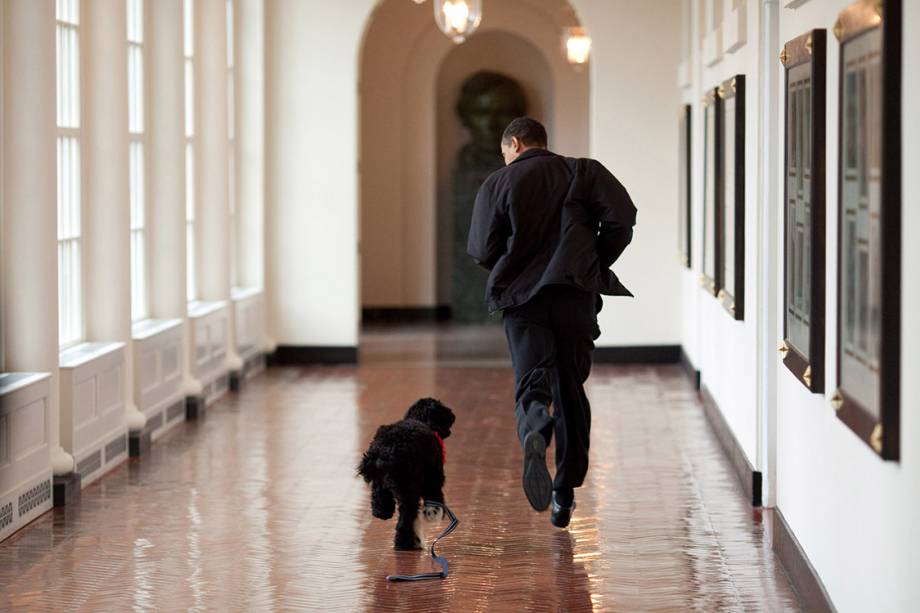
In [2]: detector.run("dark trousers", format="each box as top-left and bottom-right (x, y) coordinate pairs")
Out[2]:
(502, 285), (599, 492)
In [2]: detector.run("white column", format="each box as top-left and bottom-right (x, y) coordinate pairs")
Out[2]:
(2, 0), (75, 475)
(236, 0), (264, 290)
(236, 0), (272, 353)
(83, 0), (145, 432)
(196, 0), (242, 371)
(148, 0), (200, 395)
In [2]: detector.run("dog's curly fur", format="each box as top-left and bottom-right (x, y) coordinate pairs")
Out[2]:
(357, 398), (455, 550)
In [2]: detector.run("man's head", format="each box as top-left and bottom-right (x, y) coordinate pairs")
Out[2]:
(501, 117), (548, 165)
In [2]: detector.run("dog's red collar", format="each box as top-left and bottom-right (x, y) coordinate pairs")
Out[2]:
(435, 432), (446, 465)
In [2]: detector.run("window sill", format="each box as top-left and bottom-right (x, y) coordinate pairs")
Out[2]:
(0, 372), (51, 396)
(188, 300), (228, 319)
(132, 318), (183, 341)
(231, 286), (263, 302)
(59, 341), (125, 369)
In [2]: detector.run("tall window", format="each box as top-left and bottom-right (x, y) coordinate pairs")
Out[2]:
(127, 0), (147, 320)
(0, 0), (4, 371)
(184, 0), (196, 301)
(56, 0), (83, 348)
(226, 0), (237, 287)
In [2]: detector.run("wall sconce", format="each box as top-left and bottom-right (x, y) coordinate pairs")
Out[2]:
(434, 0), (482, 44)
(564, 27), (592, 66)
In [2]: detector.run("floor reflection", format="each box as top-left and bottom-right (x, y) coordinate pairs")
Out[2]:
(0, 327), (802, 611)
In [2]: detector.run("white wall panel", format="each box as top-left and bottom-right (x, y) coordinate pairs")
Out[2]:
(0, 373), (53, 542)
(188, 301), (229, 405)
(59, 343), (128, 487)
(232, 287), (264, 360)
(133, 319), (185, 440)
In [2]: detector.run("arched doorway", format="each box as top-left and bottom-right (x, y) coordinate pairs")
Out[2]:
(358, 0), (589, 332)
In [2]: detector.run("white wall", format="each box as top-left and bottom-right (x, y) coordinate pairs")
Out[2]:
(772, 2), (920, 611)
(899, 1), (920, 599)
(571, 0), (684, 347)
(235, 0), (265, 291)
(265, 0), (375, 346)
(682, 0), (763, 469)
(676, 1), (920, 610)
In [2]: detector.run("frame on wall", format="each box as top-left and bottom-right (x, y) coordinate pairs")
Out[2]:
(780, 29), (826, 394)
(678, 104), (692, 268)
(832, 0), (901, 461)
(718, 75), (745, 320)
(700, 88), (721, 297)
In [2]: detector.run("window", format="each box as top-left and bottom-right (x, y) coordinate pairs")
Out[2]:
(0, 0), (4, 371)
(184, 0), (196, 301)
(56, 0), (83, 348)
(227, 0), (237, 287)
(711, 0), (722, 31)
(128, 0), (147, 321)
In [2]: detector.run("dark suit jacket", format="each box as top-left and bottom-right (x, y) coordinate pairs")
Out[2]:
(467, 148), (637, 314)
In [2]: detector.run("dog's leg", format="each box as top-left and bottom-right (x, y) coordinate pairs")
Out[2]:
(421, 460), (446, 523)
(414, 512), (426, 546)
(394, 490), (423, 551)
(371, 483), (395, 520)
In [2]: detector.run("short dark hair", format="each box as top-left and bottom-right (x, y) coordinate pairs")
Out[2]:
(502, 117), (547, 148)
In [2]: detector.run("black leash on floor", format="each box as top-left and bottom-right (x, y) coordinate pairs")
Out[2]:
(386, 501), (459, 582)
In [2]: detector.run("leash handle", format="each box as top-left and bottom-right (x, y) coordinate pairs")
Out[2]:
(386, 501), (458, 582)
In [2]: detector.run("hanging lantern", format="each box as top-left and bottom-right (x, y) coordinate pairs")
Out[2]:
(564, 27), (592, 66)
(434, 0), (482, 44)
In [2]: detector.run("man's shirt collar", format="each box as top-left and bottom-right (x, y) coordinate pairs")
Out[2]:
(509, 148), (555, 165)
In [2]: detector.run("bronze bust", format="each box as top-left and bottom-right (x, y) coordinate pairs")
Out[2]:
(456, 72), (527, 169)
(450, 71), (528, 323)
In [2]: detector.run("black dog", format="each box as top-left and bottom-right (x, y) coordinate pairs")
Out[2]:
(357, 398), (455, 550)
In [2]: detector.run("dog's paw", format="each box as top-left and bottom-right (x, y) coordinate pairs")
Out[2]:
(422, 504), (444, 523)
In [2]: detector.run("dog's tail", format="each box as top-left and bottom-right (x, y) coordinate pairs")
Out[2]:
(356, 451), (377, 483)
(357, 448), (394, 483)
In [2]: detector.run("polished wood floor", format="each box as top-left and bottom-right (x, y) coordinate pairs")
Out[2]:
(0, 325), (802, 611)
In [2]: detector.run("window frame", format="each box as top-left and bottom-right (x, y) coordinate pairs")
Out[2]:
(227, 0), (238, 289)
(128, 0), (149, 322)
(184, 0), (197, 302)
(56, 0), (86, 350)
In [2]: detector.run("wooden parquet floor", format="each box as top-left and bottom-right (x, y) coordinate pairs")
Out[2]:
(0, 326), (802, 612)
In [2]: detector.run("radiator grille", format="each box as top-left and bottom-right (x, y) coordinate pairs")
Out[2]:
(17, 479), (51, 517)
(0, 501), (12, 529)
(146, 410), (165, 434)
(167, 399), (184, 421)
(105, 434), (128, 463)
(77, 450), (102, 477)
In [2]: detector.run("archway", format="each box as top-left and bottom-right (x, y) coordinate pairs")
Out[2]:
(358, 0), (589, 326)
(435, 31), (557, 315)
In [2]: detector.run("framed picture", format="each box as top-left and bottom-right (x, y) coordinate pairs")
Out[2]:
(833, 0), (901, 460)
(700, 88), (721, 297)
(718, 75), (745, 320)
(780, 29), (826, 393)
(678, 104), (692, 268)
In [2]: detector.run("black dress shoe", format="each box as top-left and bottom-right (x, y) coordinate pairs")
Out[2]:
(550, 491), (576, 528)
(522, 432), (552, 511)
